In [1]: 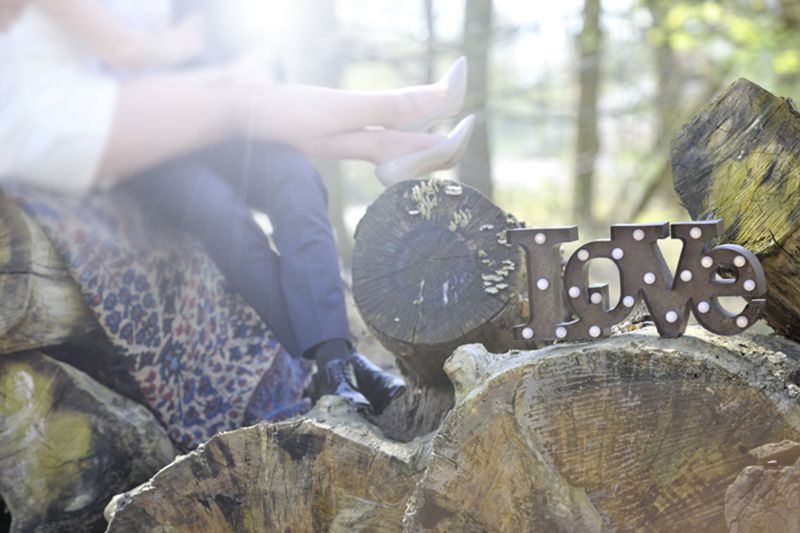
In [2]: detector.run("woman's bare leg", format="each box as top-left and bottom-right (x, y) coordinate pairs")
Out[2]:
(296, 129), (443, 164)
(96, 67), (449, 186)
(236, 78), (447, 144)
(95, 68), (239, 185)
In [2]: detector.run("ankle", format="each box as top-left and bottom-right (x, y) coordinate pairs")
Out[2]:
(308, 338), (353, 368)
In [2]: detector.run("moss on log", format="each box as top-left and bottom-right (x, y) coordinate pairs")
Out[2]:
(671, 78), (800, 340)
(352, 179), (526, 387)
(0, 352), (175, 532)
(0, 195), (98, 353)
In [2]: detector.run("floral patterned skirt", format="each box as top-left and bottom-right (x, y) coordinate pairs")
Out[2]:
(2, 182), (312, 449)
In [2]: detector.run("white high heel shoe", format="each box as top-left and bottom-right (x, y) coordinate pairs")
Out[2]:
(376, 114), (476, 187)
(402, 56), (468, 132)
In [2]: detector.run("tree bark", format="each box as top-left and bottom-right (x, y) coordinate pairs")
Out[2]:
(351, 179), (526, 387)
(573, 0), (603, 230)
(670, 78), (800, 341)
(459, 0), (494, 199)
(0, 194), (99, 354)
(0, 352), (174, 533)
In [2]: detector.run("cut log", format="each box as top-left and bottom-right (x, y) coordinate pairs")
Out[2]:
(106, 327), (800, 531)
(105, 396), (429, 532)
(0, 194), (99, 353)
(352, 179), (526, 387)
(671, 78), (800, 341)
(0, 351), (175, 533)
(405, 327), (800, 531)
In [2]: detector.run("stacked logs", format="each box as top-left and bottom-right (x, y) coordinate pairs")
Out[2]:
(6, 78), (800, 531)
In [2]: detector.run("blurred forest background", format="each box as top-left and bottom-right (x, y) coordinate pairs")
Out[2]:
(223, 0), (800, 266)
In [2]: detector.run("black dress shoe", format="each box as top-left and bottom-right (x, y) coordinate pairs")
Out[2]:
(313, 358), (371, 411)
(350, 352), (407, 415)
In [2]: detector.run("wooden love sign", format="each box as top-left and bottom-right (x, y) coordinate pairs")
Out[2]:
(508, 220), (766, 341)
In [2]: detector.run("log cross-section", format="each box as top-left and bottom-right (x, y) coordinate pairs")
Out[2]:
(352, 179), (526, 386)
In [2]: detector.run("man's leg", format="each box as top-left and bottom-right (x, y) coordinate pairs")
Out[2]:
(199, 140), (405, 412)
(197, 139), (351, 358)
(119, 154), (302, 357)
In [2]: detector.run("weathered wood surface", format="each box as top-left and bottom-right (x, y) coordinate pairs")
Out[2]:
(352, 179), (526, 387)
(0, 351), (175, 533)
(106, 327), (800, 532)
(405, 327), (800, 532)
(0, 194), (99, 354)
(724, 440), (800, 533)
(671, 78), (800, 341)
(105, 396), (430, 532)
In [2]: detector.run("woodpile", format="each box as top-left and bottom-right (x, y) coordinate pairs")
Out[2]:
(6, 78), (800, 531)
(104, 328), (800, 532)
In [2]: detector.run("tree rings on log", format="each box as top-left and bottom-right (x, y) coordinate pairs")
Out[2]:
(352, 179), (525, 386)
(105, 397), (428, 532)
(405, 327), (800, 531)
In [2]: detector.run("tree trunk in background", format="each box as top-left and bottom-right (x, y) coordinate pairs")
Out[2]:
(293, 0), (353, 267)
(624, 0), (681, 220)
(423, 0), (436, 84)
(460, 0), (494, 200)
(573, 0), (602, 229)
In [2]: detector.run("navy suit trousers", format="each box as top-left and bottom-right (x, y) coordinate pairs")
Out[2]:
(121, 139), (350, 357)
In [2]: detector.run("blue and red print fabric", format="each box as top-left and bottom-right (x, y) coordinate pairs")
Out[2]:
(2, 182), (312, 449)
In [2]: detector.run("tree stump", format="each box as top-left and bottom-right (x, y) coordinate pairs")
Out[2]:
(352, 179), (526, 387)
(105, 397), (429, 532)
(0, 351), (175, 533)
(0, 194), (98, 354)
(671, 78), (800, 341)
(105, 327), (800, 532)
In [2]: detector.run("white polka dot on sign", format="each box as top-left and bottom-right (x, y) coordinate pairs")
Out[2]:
(537, 278), (549, 290)
(690, 227), (703, 239)
(743, 279), (756, 292)
(665, 310), (678, 323)
(568, 286), (581, 298)
(633, 229), (645, 241)
(736, 316), (749, 328)
(589, 325), (601, 338)
(590, 292), (603, 304)
(577, 249), (590, 261)
(622, 295), (635, 307)
(734, 255), (746, 268)
(534, 233), (547, 245)
(643, 272), (656, 284)
(697, 301), (710, 314)
(522, 327), (534, 339)
(701, 256), (714, 268)
(680, 270), (693, 282)
(555, 327), (567, 339)
(612, 248), (624, 260)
